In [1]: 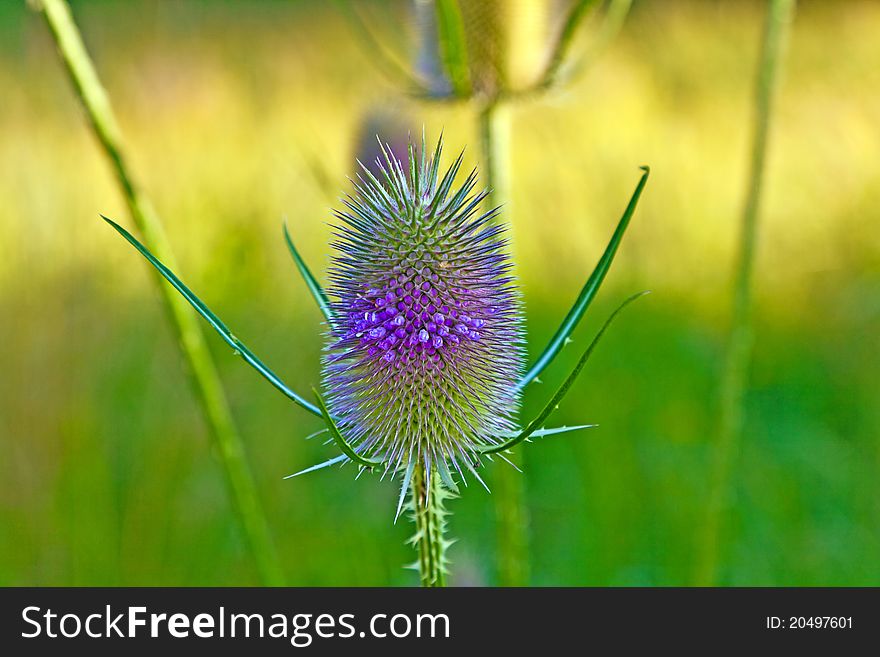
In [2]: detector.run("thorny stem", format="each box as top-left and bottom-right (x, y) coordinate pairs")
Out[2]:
(695, 0), (795, 586)
(37, 0), (284, 586)
(479, 99), (530, 587)
(411, 462), (448, 587)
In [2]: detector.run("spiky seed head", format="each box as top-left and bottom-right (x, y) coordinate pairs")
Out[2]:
(323, 136), (525, 486)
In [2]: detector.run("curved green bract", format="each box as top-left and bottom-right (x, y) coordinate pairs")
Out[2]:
(334, 0), (428, 95)
(517, 166), (649, 390)
(483, 291), (649, 455)
(283, 222), (333, 325)
(312, 388), (382, 469)
(539, 0), (600, 89)
(434, 0), (472, 97)
(519, 424), (597, 439)
(102, 215), (321, 417)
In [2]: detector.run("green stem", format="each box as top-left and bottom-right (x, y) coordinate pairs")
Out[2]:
(37, 0), (284, 586)
(479, 100), (530, 587)
(493, 453), (529, 586)
(695, 0), (795, 586)
(478, 101), (511, 213)
(411, 463), (448, 587)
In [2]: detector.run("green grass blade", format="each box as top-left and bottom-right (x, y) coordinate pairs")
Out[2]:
(517, 166), (649, 390)
(484, 291), (648, 455)
(312, 388), (382, 468)
(434, 0), (472, 97)
(282, 222), (333, 326)
(103, 215), (321, 418)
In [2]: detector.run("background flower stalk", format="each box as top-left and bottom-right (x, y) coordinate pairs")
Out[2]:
(36, 0), (284, 586)
(695, 0), (796, 586)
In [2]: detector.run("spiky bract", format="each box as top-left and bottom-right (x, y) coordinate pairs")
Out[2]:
(323, 137), (524, 487)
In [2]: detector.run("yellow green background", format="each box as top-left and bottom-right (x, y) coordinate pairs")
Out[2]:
(0, 0), (877, 585)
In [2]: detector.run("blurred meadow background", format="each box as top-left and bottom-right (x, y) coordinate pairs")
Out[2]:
(1, 0), (878, 586)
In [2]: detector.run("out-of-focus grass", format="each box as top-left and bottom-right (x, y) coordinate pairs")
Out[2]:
(0, 0), (878, 585)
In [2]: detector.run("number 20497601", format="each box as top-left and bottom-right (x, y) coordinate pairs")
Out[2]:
(766, 616), (852, 630)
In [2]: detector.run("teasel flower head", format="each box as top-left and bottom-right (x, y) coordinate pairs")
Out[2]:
(322, 136), (525, 488)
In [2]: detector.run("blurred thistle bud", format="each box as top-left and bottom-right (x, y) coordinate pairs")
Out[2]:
(408, 0), (632, 101)
(455, 0), (552, 97)
(343, 0), (632, 101)
(413, 0), (553, 98)
(352, 108), (413, 178)
(323, 136), (525, 487)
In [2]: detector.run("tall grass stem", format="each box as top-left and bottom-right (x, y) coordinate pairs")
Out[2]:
(479, 100), (530, 586)
(37, 0), (285, 586)
(695, 0), (795, 586)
